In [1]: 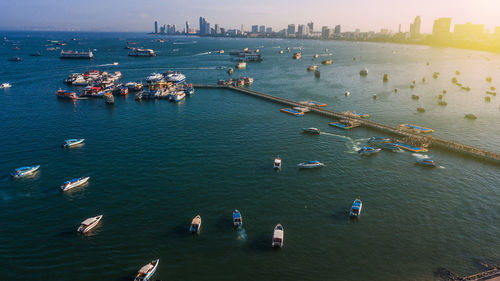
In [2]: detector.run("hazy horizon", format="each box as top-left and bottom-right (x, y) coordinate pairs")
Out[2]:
(0, 0), (499, 33)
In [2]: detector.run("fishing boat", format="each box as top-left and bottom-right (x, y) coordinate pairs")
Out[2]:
(146, 73), (163, 83)
(62, 138), (85, 148)
(358, 147), (381, 156)
(236, 62), (246, 69)
(349, 198), (362, 217)
(292, 52), (302, 59)
(321, 59), (333, 65)
(273, 156), (282, 170)
(77, 215), (103, 233)
(10, 165), (40, 178)
(233, 210), (242, 227)
(307, 65), (318, 72)
(465, 114), (477, 120)
(128, 48), (156, 57)
(313, 54), (319, 59)
(60, 177), (90, 191)
(56, 89), (78, 100)
(415, 158), (436, 167)
(104, 92), (114, 104)
(297, 161), (324, 169)
(169, 91), (186, 103)
(165, 72), (186, 84)
(60, 50), (93, 59)
(1, 83), (12, 89)
(272, 224), (284, 248)
(190, 215), (202, 233)
(376, 142), (402, 152)
(302, 128), (320, 135)
(360, 68), (368, 76)
(134, 259), (159, 281)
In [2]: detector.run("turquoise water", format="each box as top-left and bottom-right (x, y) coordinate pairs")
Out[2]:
(0, 32), (499, 281)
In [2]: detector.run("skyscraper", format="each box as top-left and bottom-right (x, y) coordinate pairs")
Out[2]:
(334, 25), (341, 35)
(199, 17), (210, 35)
(185, 21), (190, 34)
(410, 16), (421, 38)
(154, 21), (158, 34)
(259, 25), (265, 33)
(251, 25), (258, 33)
(432, 18), (452, 37)
(266, 27), (272, 33)
(287, 24), (296, 36)
(214, 24), (220, 34)
(307, 22), (314, 33)
(322, 26), (330, 38)
(297, 24), (306, 36)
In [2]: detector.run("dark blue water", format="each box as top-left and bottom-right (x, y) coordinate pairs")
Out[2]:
(0, 32), (499, 281)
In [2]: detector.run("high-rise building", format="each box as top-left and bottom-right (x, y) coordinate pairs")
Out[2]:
(220, 28), (225, 35)
(432, 18), (452, 37)
(199, 17), (211, 35)
(154, 21), (158, 34)
(259, 25), (265, 33)
(266, 27), (272, 33)
(251, 25), (258, 33)
(322, 26), (330, 38)
(307, 22), (314, 33)
(185, 21), (190, 34)
(214, 24), (220, 34)
(454, 22), (484, 39)
(410, 16), (421, 38)
(334, 25), (341, 35)
(287, 24), (296, 36)
(297, 24), (306, 36)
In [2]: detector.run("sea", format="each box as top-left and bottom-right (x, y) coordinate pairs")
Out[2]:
(0, 31), (499, 281)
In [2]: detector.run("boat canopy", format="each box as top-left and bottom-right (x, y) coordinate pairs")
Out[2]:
(81, 217), (97, 226)
(139, 264), (154, 274)
(191, 216), (201, 225)
(273, 230), (284, 239)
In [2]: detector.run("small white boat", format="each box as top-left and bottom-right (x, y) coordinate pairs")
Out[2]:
(358, 146), (381, 156)
(0, 83), (12, 89)
(349, 198), (362, 217)
(273, 157), (282, 170)
(62, 138), (85, 148)
(11, 165), (40, 178)
(112, 62), (118, 65)
(297, 161), (324, 169)
(360, 68), (368, 76)
(60, 177), (89, 191)
(146, 73), (163, 83)
(190, 215), (201, 233)
(416, 158), (436, 167)
(77, 215), (103, 233)
(134, 259), (159, 281)
(169, 91), (186, 103)
(233, 210), (242, 227)
(272, 224), (284, 248)
(345, 91), (350, 96)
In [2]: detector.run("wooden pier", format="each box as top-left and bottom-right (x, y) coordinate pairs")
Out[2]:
(192, 84), (500, 163)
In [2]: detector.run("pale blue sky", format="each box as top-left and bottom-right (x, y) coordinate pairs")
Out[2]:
(0, 0), (498, 33)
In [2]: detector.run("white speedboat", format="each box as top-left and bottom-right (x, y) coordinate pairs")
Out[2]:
(190, 215), (201, 233)
(60, 177), (89, 191)
(77, 215), (103, 233)
(297, 161), (324, 169)
(72, 75), (90, 86)
(146, 73), (163, 83)
(416, 158), (436, 167)
(134, 259), (159, 281)
(358, 146), (381, 156)
(1, 83), (11, 89)
(360, 68), (369, 76)
(233, 210), (242, 227)
(11, 165), (40, 178)
(272, 224), (284, 248)
(169, 91), (186, 102)
(165, 73), (186, 84)
(349, 198), (362, 217)
(62, 138), (85, 148)
(273, 157), (282, 170)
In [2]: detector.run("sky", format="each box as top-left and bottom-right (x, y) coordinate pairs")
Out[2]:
(0, 0), (499, 33)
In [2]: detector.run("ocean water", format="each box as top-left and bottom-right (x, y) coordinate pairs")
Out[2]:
(0, 32), (499, 281)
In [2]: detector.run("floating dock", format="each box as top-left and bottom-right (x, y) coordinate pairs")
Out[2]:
(393, 142), (428, 153)
(344, 111), (370, 118)
(280, 108), (304, 116)
(191, 84), (500, 163)
(399, 124), (434, 134)
(299, 100), (327, 107)
(329, 122), (357, 130)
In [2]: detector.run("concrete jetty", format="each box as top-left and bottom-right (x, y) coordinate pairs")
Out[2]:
(192, 84), (500, 163)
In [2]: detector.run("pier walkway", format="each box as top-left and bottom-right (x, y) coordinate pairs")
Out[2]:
(192, 84), (500, 163)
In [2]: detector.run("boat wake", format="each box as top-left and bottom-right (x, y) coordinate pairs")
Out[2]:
(236, 227), (247, 241)
(173, 41), (197, 45)
(192, 51), (212, 56)
(321, 133), (368, 153)
(96, 63), (118, 67)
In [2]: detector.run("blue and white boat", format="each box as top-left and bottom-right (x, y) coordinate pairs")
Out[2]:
(134, 259), (159, 281)
(62, 138), (85, 148)
(358, 146), (381, 156)
(349, 198), (362, 217)
(165, 72), (186, 84)
(11, 165), (40, 178)
(60, 177), (89, 191)
(376, 142), (402, 152)
(190, 215), (201, 233)
(297, 161), (324, 169)
(233, 210), (242, 227)
(169, 91), (186, 103)
(416, 158), (436, 167)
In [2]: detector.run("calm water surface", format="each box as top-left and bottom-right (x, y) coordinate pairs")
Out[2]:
(0, 32), (499, 281)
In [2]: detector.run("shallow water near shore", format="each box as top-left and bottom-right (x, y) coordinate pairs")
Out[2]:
(0, 32), (499, 281)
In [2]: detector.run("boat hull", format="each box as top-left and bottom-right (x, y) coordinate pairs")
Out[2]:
(60, 177), (89, 191)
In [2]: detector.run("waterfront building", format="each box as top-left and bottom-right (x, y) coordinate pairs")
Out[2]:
(199, 17), (210, 35)
(185, 21), (190, 34)
(266, 27), (272, 33)
(454, 22), (485, 40)
(259, 25), (265, 33)
(297, 24), (306, 36)
(154, 21), (158, 34)
(307, 22), (314, 33)
(220, 28), (225, 35)
(251, 25), (258, 33)
(287, 24), (296, 36)
(215, 24), (220, 34)
(334, 25), (341, 35)
(322, 26), (331, 39)
(410, 16), (421, 38)
(432, 17), (452, 38)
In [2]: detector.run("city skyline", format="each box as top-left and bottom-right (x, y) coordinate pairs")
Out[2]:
(1, 0), (499, 33)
